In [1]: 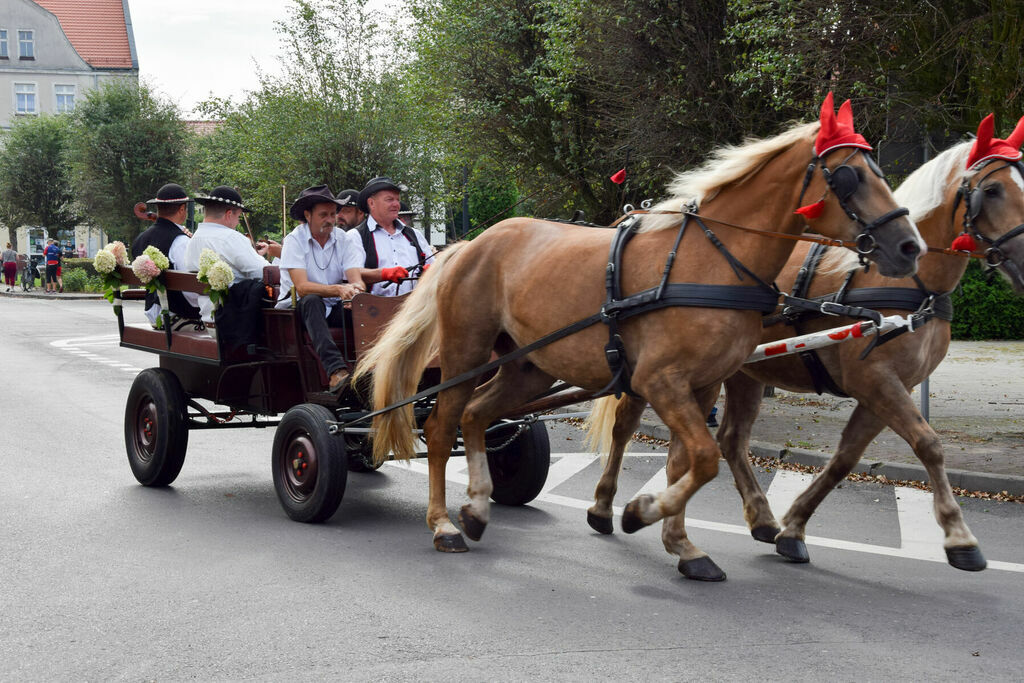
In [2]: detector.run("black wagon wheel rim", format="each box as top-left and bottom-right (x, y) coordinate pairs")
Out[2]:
(133, 398), (159, 464)
(281, 432), (320, 502)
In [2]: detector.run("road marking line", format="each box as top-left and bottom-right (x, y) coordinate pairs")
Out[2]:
(541, 455), (597, 494)
(636, 467), (666, 496)
(896, 485), (945, 560)
(385, 453), (1024, 574)
(766, 469), (814, 519)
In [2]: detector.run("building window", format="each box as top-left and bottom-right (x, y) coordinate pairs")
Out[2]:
(18, 30), (34, 59)
(0, 30), (8, 59)
(55, 85), (75, 113)
(15, 83), (36, 114)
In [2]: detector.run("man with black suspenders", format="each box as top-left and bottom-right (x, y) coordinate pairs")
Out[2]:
(350, 177), (434, 296)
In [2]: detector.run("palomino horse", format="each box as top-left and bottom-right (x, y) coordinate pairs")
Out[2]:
(587, 114), (1024, 574)
(355, 94), (923, 581)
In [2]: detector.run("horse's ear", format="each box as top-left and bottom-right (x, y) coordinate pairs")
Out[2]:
(1005, 114), (1024, 150)
(819, 92), (837, 134)
(837, 99), (854, 129)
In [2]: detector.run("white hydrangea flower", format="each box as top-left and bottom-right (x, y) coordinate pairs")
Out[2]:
(197, 248), (219, 278)
(143, 245), (170, 271)
(206, 260), (234, 291)
(93, 249), (116, 274)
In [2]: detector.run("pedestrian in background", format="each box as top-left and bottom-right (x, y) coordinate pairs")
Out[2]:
(44, 239), (61, 293)
(2, 243), (17, 291)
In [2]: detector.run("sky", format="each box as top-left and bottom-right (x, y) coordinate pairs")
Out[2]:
(128, 0), (289, 118)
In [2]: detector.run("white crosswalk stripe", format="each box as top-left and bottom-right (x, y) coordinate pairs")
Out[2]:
(386, 452), (1023, 573)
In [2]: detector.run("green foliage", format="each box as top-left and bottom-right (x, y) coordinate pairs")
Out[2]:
(193, 0), (441, 235)
(66, 81), (189, 245)
(62, 257), (97, 278)
(0, 114), (79, 243)
(60, 267), (94, 293)
(951, 260), (1024, 340)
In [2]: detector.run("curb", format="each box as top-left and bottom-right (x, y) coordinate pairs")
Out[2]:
(552, 407), (1024, 497)
(636, 419), (1024, 497)
(0, 290), (104, 300)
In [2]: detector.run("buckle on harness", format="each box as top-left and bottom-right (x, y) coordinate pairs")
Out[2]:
(819, 301), (845, 316)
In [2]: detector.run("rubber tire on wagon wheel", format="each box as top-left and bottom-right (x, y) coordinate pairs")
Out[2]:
(124, 368), (189, 487)
(486, 420), (551, 506)
(272, 404), (348, 523)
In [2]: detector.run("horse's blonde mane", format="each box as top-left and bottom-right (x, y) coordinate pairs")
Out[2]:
(820, 140), (973, 275)
(639, 122), (819, 233)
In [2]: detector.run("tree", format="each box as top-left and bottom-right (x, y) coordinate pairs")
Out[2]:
(66, 81), (189, 244)
(0, 114), (79, 248)
(194, 0), (444, 233)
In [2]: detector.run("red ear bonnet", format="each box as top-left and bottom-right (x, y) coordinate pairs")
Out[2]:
(814, 92), (873, 157)
(965, 114), (1024, 170)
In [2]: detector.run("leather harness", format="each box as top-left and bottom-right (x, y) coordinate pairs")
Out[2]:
(763, 242), (953, 396)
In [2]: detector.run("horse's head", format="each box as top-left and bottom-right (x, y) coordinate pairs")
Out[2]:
(795, 93), (924, 278)
(955, 114), (1024, 293)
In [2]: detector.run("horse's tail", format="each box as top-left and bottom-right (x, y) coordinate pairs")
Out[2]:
(352, 241), (469, 465)
(584, 394), (628, 461)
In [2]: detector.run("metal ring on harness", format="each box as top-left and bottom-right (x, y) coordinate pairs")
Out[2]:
(622, 204), (634, 214)
(856, 232), (877, 255)
(985, 247), (1006, 267)
(640, 199), (653, 209)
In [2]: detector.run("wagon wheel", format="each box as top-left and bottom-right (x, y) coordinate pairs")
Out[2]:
(486, 420), (550, 506)
(272, 404), (348, 523)
(124, 368), (189, 486)
(344, 433), (382, 472)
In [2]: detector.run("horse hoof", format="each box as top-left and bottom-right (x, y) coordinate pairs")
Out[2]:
(776, 537), (810, 563)
(946, 546), (987, 572)
(678, 556), (727, 582)
(587, 511), (614, 535)
(434, 533), (469, 553)
(621, 496), (653, 534)
(751, 525), (780, 544)
(458, 506), (487, 542)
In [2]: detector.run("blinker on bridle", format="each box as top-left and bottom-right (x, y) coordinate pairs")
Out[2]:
(953, 160), (1024, 271)
(796, 148), (910, 262)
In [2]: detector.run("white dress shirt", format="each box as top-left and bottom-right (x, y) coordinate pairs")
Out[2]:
(183, 221), (269, 323)
(275, 223), (364, 314)
(348, 216), (434, 296)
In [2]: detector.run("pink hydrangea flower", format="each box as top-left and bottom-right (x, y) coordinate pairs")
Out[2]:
(131, 255), (161, 284)
(107, 241), (129, 266)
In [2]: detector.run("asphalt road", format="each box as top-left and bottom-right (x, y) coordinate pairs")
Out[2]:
(2, 297), (1023, 680)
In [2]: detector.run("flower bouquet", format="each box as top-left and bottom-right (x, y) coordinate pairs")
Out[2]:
(196, 248), (233, 308)
(131, 246), (171, 328)
(92, 240), (129, 305)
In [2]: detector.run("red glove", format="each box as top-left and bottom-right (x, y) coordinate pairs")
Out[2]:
(381, 266), (409, 283)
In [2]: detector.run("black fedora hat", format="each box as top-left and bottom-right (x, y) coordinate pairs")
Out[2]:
(357, 176), (403, 213)
(146, 183), (190, 204)
(195, 186), (251, 213)
(290, 185), (343, 221)
(336, 189), (359, 208)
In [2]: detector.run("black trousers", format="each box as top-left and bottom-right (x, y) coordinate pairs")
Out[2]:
(297, 295), (350, 377)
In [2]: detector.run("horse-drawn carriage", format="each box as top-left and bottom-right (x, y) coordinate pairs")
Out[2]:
(115, 264), (553, 523)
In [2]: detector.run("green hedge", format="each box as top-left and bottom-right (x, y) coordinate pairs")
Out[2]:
(950, 260), (1024, 339)
(61, 257), (97, 277)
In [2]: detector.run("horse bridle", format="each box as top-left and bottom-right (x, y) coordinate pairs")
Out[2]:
(796, 148), (910, 262)
(953, 160), (1024, 277)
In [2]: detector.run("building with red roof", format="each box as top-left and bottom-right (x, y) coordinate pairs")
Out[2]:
(0, 0), (139, 129)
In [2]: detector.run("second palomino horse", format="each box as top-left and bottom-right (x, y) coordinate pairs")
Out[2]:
(355, 94), (923, 582)
(587, 113), (1024, 573)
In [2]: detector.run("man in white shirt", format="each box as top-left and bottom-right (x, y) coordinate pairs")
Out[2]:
(130, 183), (200, 325)
(350, 176), (434, 296)
(183, 186), (278, 323)
(277, 185), (383, 392)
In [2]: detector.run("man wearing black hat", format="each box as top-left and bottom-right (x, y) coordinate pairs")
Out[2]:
(352, 177), (434, 296)
(131, 183), (200, 324)
(183, 186), (277, 323)
(276, 185), (371, 392)
(335, 189), (364, 229)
